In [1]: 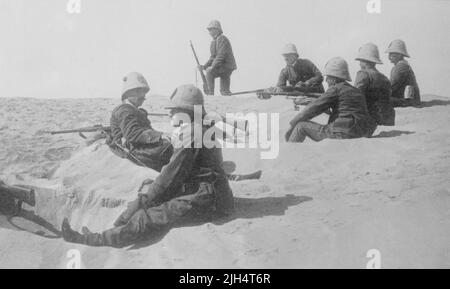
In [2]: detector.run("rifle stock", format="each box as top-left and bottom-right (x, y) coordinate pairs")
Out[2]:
(190, 41), (210, 94)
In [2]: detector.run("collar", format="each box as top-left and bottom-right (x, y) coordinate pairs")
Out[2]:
(123, 99), (137, 108)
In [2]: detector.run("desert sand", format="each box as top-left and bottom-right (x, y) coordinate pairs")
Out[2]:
(0, 93), (449, 268)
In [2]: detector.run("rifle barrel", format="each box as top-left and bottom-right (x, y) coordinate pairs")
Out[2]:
(44, 126), (110, 135)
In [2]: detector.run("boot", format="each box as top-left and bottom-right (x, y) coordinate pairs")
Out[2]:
(62, 218), (107, 246)
(61, 218), (87, 244)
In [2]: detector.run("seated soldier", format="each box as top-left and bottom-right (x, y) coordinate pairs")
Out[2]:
(61, 84), (234, 248)
(354, 43), (395, 126)
(385, 39), (421, 107)
(285, 57), (377, 143)
(274, 43), (325, 94)
(108, 72), (173, 172)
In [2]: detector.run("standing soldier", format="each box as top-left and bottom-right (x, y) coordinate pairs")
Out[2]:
(354, 43), (395, 126)
(61, 84), (234, 247)
(274, 43), (324, 93)
(198, 20), (237, 96)
(107, 72), (173, 172)
(385, 39), (421, 107)
(285, 57), (377, 143)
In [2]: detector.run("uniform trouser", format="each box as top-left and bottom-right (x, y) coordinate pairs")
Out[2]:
(287, 121), (342, 143)
(110, 140), (174, 172)
(206, 67), (233, 95)
(83, 182), (216, 248)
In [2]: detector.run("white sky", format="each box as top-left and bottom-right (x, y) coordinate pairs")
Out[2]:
(0, 0), (449, 98)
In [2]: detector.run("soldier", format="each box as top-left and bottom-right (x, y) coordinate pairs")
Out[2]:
(385, 39), (421, 107)
(61, 84), (234, 247)
(285, 57), (377, 143)
(107, 72), (173, 172)
(198, 20), (237, 96)
(354, 43), (395, 126)
(274, 43), (324, 94)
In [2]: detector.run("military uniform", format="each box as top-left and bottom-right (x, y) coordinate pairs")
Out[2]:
(390, 59), (421, 107)
(355, 68), (395, 126)
(62, 123), (234, 248)
(277, 59), (325, 93)
(287, 82), (377, 142)
(108, 103), (173, 171)
(204, 33), (237, 95)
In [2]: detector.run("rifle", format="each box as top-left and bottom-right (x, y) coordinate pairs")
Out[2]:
(230, 88), (322, 99)
(190, 40), (210, 94)
(42, 125), (111, 139)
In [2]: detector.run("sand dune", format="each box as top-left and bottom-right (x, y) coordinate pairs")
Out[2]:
(0, 94), (449, 268)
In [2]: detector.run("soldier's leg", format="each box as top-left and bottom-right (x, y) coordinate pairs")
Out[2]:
(219, 72), (232, 96)
(143, 182), (216, 227)
(288, 121), (334, 143)
(390, 97), (409, 107)
(205, 69), (216, 95)
(62, 183), (216, 247)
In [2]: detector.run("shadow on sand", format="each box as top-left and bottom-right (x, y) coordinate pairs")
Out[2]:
(129, 194), (312, 250)
(417, 99), (450, 108)
(372, 130), (415, 138)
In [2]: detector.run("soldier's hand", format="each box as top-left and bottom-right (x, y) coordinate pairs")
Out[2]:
(295, 81), (306, 88)
(198, 65), (204, 71)
(161, 133), (171, 143)
(285, 126), (294, 141)
(138, 178), (154, 192)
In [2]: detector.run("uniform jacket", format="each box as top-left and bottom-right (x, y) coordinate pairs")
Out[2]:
(390, 60), (420, 100)
(355, 68), (395, 126)
(204, 34), (237, 72)
(277, 58), (324, 93)
(110, 103), (163, 148)
(289, 82), (376, 138)
(142, 123), (234, 215)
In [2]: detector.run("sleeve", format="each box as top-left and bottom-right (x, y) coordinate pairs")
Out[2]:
(143, 145), (197, 205)
(289, 86), (338, 127)
(276, 68), (288, 87)
(390, 63), (409, 94)
(203, 41), (215, 68)
(304, 60), (324, 85)
(118, 106), (162, 144)
(354, 71), (370, 95)
(211, 37), (231, 70)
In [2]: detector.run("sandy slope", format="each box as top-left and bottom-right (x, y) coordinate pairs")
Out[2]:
(0, 94), (449, 268)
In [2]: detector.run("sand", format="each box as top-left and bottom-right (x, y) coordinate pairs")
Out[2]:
(0, 93), (449, 268)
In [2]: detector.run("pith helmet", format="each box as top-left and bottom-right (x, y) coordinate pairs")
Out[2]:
(385, 39), (410, 57)
(356, 42), (383, 64)
(121, 72), (150, 100)
(207, 20), (222, 32)
(324, 57), (352, 82)
(282, 43), (299, 55)
(165, 84), (204, 111)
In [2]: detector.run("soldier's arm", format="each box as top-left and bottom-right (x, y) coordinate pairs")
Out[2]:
(289, 86), (337, 127)
(354, 70), (370, 95)
(118, 106), (162, 144)
(203, 41), (215, 68)
(142, 145), (197, 205)
(390, 63), (409, 95)
(304, 60), (324, 86)
(276, 68), (288, 88)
